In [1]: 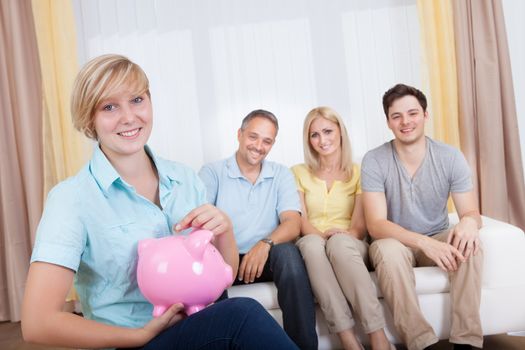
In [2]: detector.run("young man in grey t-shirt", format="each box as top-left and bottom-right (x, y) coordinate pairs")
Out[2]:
(361, 84), (483, 350)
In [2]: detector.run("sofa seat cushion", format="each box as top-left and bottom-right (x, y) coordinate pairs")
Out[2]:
(229, 282), (280, 309)
(228, 266), (450, 310)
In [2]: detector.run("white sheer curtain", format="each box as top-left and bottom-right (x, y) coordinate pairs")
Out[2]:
(72, 0), (424, 170)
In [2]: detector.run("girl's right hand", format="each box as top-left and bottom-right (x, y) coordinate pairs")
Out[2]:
(174, 204), (232, 237)
(139, 303), (186, 345)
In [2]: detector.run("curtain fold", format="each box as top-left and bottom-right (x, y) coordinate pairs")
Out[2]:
(452, 0), (525, 230)
(416, 0), (460, 212)
(31, 0), (90, 197)
(31, 0), (88, 303)
(416, 0), (461, 149)
(0, 0), (43, 322)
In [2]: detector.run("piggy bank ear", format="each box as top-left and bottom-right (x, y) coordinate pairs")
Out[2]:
(184, 229), (214, 261)
(138, 238), (154, 255)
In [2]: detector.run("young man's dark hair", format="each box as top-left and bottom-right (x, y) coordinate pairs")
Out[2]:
(382, 83), (428, 118)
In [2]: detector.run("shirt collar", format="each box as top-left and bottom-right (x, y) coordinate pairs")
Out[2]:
(145, 146), (181, 188)
(90, 144), (180, 196)
(90, 145), (120, 194)
(226, 153), (275, 182)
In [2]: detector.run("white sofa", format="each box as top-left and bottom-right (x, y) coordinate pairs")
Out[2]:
(228, 215), (525, 349)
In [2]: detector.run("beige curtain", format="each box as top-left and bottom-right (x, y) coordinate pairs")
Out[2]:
(31, 0), (90, 197)
(0, 0), (43, 321)
(416, 0), (461, 150)
(452, 0), (525, 230)
(416, 0), (461, 212)
(31, 0), (89, 303)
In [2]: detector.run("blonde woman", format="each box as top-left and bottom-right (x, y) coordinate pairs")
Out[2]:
(22, 54), (298, 350)
(293, 107), (394, 350)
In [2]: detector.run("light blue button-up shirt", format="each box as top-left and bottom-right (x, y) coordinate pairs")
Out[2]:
(199, 155), (300, 254)
(31, 145), (206, 329)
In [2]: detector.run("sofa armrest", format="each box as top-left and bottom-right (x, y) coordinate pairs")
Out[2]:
(479, 216), (525, 289)
(449, 214), (525, 289)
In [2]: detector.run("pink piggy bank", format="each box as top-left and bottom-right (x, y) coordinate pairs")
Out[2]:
(137, 229), (233, 317)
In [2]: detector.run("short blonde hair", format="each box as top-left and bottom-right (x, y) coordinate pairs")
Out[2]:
(71, 54), (150, 139)
(302, 106), (353, 174)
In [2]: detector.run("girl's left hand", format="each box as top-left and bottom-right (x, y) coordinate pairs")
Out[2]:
(140, 303), (186, 345)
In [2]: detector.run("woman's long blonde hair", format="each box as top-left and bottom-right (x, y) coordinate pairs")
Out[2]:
(302, 106), (353, 175)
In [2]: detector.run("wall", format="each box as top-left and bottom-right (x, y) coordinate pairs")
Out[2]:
(72, 0), (423, 169)
(73, 0), (524, 176)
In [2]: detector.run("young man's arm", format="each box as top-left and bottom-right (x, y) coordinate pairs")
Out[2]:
(449, 190), (482, 260)
(363, 191), (464, 272)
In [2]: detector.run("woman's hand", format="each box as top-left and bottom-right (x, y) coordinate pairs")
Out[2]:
(324, 228), (362, 240)
(323, 227), (351, 238)
(174, 204), (239, 279)
(174, 204), (232, 236)
(139, 304), (186, 345)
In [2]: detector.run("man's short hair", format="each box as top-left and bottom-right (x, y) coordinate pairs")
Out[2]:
(382, 83), (427, 119)
(240, 109), (279, 133)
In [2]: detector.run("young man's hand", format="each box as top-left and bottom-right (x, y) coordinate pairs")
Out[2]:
(418, 236), (465, 272)
(447, 216), (481, 260)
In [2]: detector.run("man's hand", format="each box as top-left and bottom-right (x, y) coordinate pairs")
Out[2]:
(418, 236), (465, 272)
(174, 204), (232, 236)
(238, 241), (271, 283)
(140, 303), (185, 345)
(447, 216), (481, 260)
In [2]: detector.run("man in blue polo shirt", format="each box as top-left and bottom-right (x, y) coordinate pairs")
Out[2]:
(199, 109), (317, 350)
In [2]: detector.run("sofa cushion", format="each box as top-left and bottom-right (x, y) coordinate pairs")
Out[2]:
(228, 266), (450, 311)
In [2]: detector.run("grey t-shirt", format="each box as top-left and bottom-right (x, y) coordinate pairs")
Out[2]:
(361, 137), (472, 235)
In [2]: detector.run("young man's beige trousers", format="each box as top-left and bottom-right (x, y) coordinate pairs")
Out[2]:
(297, 233), (386, 334)
(369, 231), (483, 350)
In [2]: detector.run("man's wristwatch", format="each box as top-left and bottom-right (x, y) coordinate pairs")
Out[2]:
(260, 237), (274, 248)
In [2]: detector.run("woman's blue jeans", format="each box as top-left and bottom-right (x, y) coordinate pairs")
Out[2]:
(135, 297), (298, 349)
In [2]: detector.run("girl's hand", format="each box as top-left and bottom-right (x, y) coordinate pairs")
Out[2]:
(174, 204), (232, 236)
(139, 303), (186, 345)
